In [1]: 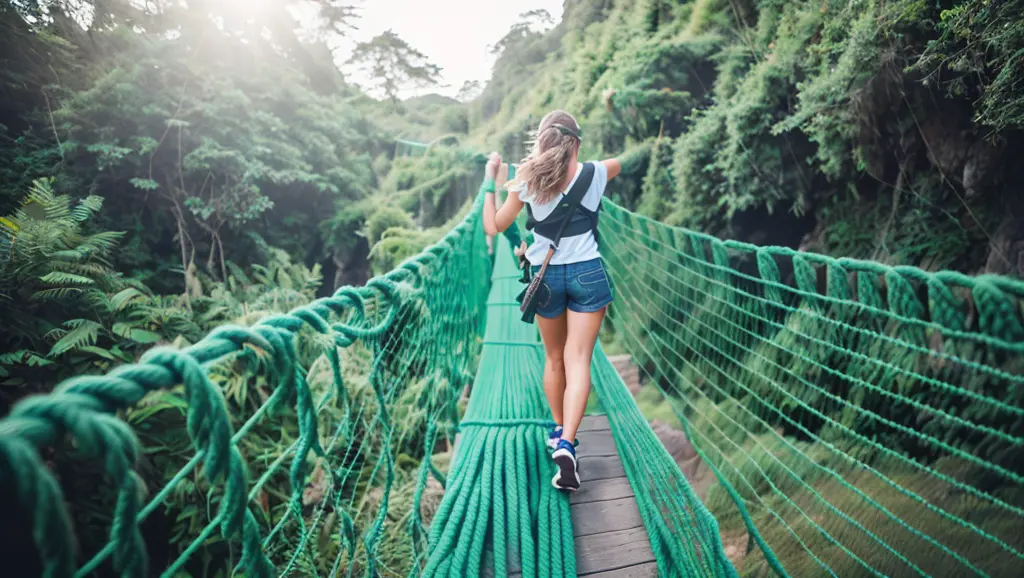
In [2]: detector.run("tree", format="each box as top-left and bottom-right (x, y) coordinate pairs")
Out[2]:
(346, 30), (442, 102)
(456, 80), (483, 102)
(488, 9), (554, 59)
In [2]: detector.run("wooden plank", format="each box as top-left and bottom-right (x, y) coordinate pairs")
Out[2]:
(571, 496), (645, 537)
(579, 455), (625, 482)
(571, 476), (634, 504)
(577, 430), (617, 457)
(578, 414), (610, 432)
(574, 526), (657, 576)
(583, 561), (659, 577)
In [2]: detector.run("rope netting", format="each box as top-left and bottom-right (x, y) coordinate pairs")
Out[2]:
(3, 136), (1024, 578)
(423, 234), (736, 578)
(0, 195), (490, 578)
(599, 201), (1024, 577)
(421, 237), (574, 577)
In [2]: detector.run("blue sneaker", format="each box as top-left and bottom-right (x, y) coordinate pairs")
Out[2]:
(546, 426), (580, 450)
(551, 439), (580, 492)
(546, 425), (563, 449)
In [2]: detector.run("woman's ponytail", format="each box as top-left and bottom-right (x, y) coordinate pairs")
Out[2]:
(509, 110), (581, 204)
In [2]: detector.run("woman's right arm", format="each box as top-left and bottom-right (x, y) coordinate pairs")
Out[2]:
(602, 158), (622, 181)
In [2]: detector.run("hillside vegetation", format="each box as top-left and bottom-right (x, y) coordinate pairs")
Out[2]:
(460, 0), (1024, 277)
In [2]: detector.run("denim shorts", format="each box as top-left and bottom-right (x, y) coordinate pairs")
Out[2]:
(530, 258), (613, 319)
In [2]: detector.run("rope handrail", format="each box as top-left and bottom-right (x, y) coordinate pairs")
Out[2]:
(2, 134), (1022, 577)
(0, 194), (491, 578)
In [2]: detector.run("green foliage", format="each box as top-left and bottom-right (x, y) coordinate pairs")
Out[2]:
(473, 0), (1024, 275)
(0, 2), (378, 293)
(0, 178), (324, 409)
(636, 137), (676, 220)
(0, 179), (167, 397)
(918, 0), (1024, 131)
(364, 206), (417, 247)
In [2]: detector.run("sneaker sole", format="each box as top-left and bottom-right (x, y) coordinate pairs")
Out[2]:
(551, 451), (580, 492)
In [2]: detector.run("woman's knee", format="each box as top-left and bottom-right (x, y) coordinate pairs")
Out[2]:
(545, 351), (565, 368)
(563, 341), (595, 365)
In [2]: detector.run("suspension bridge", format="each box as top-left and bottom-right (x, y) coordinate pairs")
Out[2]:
(1, 148), (1022, 577)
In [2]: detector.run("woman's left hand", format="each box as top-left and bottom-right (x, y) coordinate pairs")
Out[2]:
(515, 241), (528, 270)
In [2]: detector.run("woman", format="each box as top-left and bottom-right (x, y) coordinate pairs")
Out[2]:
(481, 110), (621, 492)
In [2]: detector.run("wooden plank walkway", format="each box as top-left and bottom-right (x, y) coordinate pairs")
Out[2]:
(476, 415), (657, 577)
(571, 414), (657, 577)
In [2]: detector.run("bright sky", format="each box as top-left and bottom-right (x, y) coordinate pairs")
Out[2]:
(335, 0), (565, 99)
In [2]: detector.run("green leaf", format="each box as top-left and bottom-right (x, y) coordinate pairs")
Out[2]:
(79, 345), (116, 361)
(111, 287), (145, 311)
(112, 321), (133, 339)
(130, 329), (163, 344)
(129, 178), (160, 191)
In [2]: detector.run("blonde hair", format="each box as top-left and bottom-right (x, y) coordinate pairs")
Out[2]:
(510, 110), (581, 204)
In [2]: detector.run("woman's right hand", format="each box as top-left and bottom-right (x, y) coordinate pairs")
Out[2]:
(485, 152), (501, 180)
(496, 162), (509, 188)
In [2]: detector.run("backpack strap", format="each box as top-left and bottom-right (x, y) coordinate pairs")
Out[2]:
(516, 163), (597, 288)
(548, 162), (595, 249)
(525, 162), (597, 243)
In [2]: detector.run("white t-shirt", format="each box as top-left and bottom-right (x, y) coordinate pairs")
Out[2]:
(512, 161), (609, 266)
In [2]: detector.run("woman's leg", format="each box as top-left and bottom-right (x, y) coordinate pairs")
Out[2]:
(536, 311), (568, 424)
(560, 307), (606, 444)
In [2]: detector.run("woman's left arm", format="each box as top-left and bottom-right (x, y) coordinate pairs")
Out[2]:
(482, 153), (523, 236)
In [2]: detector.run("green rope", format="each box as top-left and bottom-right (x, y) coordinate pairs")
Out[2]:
(3, 137), (1023, 578)
(0, 194), (490, 577)
(422, 239), (577, 577)
(599, 199), (1024, 577)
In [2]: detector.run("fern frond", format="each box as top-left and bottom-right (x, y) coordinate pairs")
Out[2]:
(32, 287), (84, 301)
(60, 261), (118, 279)
(0, 216), (18, 237)
(25, 178), (56, 208)
(63, 318), (96, 329)
(78, 231), (124, 255)
(39, 271), (95, 286)
(48, 319), (103, 357)
(250, 264), (271, 285)
(50, 249), (87, 262)
(225, 260), (251, 288)
(110, 287), (145, 311)
(0, 349), (55, 368)
(71, 196), (104, 222)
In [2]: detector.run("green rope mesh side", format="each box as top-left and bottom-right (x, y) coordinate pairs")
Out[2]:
(0, 195), (491, 578)
(599, 199), (1024, 577)
(590, 346), (741, 577)
(422, 236), (575, 577)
